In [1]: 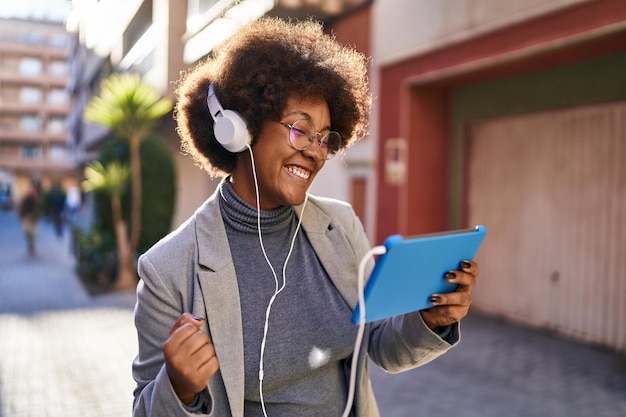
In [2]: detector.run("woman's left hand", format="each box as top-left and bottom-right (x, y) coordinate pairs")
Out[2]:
(419, 260), (479, 330)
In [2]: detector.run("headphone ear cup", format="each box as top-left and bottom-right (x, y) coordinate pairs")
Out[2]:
(213, 109), (251, 153)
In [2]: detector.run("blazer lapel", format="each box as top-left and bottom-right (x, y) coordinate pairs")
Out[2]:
(195, 195), (245, 417)
(296, 198), (361, 310)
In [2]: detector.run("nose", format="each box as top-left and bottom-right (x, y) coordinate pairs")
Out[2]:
(301, 137), (326, 161)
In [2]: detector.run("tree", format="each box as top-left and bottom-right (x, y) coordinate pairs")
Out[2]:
(84, 73), (173, 288)
(96, 134), (176, 255)
(81, 161), (134, 289)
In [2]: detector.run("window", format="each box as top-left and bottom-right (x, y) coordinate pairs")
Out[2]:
(48, 144), (68, 161)
(123, 0), (153, 56)
(20, 115), (42, 132)
(19, 87), (43, 104)
(48, 116), (66, 134)
(20, 32), (44, 45)
(187, 0), (219, 30)
(188, 0), (219, 18)
(19, 58), (42, 76)
(48, 34), (69, 48)
(47, 88), (68, 105)
(21, 143), (42, 160)
(48, 60), (68, 77)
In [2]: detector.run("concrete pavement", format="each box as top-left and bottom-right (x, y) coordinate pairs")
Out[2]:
(1, 208), (625, 417)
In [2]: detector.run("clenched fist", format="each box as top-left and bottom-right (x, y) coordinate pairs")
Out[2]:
(164, 313), (220, 404)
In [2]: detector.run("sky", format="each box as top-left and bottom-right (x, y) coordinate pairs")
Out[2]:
(0, 0), (70, 21)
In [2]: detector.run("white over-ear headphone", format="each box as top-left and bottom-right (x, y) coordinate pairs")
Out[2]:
(207, 83), (251, 153)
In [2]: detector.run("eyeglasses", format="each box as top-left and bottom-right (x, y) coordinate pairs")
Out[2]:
(269, 118), (342, 160)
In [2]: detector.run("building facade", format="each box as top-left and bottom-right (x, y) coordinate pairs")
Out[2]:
(0, 17), (75, 204)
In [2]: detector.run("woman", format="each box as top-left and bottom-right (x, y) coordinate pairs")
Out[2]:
(132, 17), (478, 417)
(19, 183), (41, 256)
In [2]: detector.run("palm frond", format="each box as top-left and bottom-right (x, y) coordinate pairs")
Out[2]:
(82, 161), (131, 197)
(84, 72), (173, 140)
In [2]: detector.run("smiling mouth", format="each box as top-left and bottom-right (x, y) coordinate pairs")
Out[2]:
(286, 165), (311, 180)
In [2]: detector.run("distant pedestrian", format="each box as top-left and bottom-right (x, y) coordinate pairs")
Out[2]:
(65, 185), (81, 221)
(18, 184), (41, 256)
(49, 183), (65, 238)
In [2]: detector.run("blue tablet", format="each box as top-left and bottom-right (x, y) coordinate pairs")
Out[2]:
(352, 225), (487, 324)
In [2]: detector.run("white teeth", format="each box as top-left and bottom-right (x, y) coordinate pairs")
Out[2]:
(286, 165), (310, 179)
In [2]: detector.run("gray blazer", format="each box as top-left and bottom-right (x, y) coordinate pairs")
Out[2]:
(132, 188), (458, 417)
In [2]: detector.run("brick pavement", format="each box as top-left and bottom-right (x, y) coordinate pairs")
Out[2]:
(0, 210), (136, 417)
(1, 209), (625, 417)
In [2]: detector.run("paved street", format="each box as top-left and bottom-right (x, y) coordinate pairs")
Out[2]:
(0, 208), (625, 417)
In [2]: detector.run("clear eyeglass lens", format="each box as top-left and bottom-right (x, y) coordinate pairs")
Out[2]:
(323, 132), (341, 158)
(289, 119), (341, 160)
(288, 119), (315, 150)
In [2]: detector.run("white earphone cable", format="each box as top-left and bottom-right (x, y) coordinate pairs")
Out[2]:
(244, 144), (385, 417)
(341, 244), (386, 417)
(246, 144), (308, 417)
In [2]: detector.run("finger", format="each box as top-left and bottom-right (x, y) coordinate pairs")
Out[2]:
(195, 345), (220, 373)
(184, 326), (213, 354)
(170, 313), (205, 336)
(198, 355), (220, 379)
(429, 289), (472, 307)
(166, 323), (211, 355)
(168, 332), (216, 369)
(460, 260), (479, 277)
(444, 270), (476, 291)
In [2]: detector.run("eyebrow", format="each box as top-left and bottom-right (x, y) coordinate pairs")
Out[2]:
(283, 110), (331, 132)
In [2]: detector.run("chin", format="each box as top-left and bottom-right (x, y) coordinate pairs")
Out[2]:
(283, 192), (308, 207)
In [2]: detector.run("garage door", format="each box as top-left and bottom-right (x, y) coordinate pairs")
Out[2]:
(467, 102), (626, 352)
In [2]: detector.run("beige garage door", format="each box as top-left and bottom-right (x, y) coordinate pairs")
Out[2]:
(468, 102), (626, 352)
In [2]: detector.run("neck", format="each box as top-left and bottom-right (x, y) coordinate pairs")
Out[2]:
(230, 151), (272, 210)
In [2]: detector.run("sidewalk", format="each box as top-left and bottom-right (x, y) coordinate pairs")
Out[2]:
(0, 208), (625, 417)
(0, 210), (136, 417)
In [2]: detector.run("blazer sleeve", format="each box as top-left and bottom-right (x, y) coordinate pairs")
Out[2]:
(310, 195), (460, 374)
(367, 311), (459, 373)
(132, 241), (213, 416)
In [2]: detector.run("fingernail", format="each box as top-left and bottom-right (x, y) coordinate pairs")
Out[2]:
(461, 261), (471, 269)
(445, 272), (456, 281)
(192, 316), (204, 321)
(429, 296), (442, 304)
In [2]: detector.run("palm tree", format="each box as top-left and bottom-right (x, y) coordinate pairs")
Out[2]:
(84, 73), (173, 288)
(81, 161), (135, 289)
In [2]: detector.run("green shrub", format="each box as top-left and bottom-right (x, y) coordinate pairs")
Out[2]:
(94, 134), (176, 254)
(72, 224), (117, 287)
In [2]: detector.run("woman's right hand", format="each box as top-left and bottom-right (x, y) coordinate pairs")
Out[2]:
(163, 313), (220, 404)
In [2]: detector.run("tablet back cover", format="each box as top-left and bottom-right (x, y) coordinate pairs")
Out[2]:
(352, 226), (486, 324)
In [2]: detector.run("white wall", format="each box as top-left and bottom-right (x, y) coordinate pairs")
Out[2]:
(308, 124), (379, 243)
(373, 0), (590, 66)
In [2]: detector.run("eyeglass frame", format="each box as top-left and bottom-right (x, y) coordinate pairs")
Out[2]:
(268, 118), (342, 160)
